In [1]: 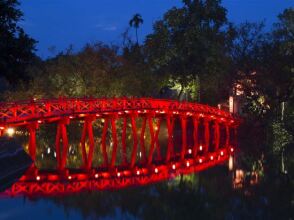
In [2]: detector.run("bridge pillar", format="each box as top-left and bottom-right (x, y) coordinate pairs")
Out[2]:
(139, 117), (147, 164)
(147, 116), (161, 165)
(80, 116), (95, 170)
(192, 116), (199, 158)
(225, 122), (230, 148)
(130, 115), (138, 168)
(27, 123), (38, 161)
(213, 120), (220, 152)
(55, 118), (69, 171)
(110, 116), (118, 168)
(203, 118), (210, 153)
(166, 114), (175, 162)
(101, 118), (109, 166)
(180, 115), (187, 161)
(121, 117), (127, 166)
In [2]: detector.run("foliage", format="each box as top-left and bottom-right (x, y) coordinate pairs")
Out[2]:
(0, 0), (37, 84)
(129, 13), (144, 44)
(144, 0), (234, 104)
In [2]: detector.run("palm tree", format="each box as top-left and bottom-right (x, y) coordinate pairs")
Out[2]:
(129, 13), (143, 45)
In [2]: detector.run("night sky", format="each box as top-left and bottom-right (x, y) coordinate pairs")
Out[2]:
(19, 0), (294, 59)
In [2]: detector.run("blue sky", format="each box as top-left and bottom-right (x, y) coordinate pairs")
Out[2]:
(19, 0), (294, 58)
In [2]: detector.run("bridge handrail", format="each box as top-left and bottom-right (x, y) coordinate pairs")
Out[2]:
(0, 97), (237, 125)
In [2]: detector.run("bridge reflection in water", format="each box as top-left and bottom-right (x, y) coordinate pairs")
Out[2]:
(0, 98), (239, 196)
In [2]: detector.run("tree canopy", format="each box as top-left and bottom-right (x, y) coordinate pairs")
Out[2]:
(0, 0), (37, 84)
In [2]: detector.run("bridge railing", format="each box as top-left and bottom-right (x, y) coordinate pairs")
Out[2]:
(0, 97), (236, 126)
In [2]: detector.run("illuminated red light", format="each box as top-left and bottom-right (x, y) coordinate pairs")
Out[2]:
(186, 161), (190, 167)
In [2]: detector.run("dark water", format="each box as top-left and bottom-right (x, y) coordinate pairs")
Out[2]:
(0, 123), (293, 220)
(2, 164), (292, 220)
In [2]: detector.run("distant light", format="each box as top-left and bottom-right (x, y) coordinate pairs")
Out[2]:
(188, 149), (192, 154)
(68, 175), (72, 180)
(220, 151), (224, 156)
(230, 147), (234, 153)
(0, 126), (4, 130)
(199, 158), (203, 163)
(117, 172), (121, 177)
(69, 116), (74, 119)
(36, 176), (40, 181)
(139, 151), (142, 158)
(137, 110), (141, 113)
(37, 120), (42, 124)
(47, 147), (51, 154)
(94, 173), (99, 178)
(96, 114), (100, 117)
(229, 96), (234, 113)
(210, 155), (214, 160)
(155, 126), (158, 131)
(229, 155), (234, 171)
(154, 168), (158, 173)
(125, 110), (129, 113)
(172, 164), (176, 170)
(6, 128), (15, 137)
(136, 170), (140, 175)
(54, 151), (57, 158)
(186, 161), (190, 167)
(199, 145), (203, 151)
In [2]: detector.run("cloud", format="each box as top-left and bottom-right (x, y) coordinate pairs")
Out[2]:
(93, 23), (117, 31)
(103, 26), (117, 31)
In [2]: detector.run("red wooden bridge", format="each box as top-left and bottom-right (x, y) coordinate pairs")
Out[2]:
(0, 97), (239, 196)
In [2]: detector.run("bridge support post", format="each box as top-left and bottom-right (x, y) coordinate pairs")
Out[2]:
(180, 115), (187, 160)
(130, 115), (138, 168)
(225, 123), (230, 148)
(139, 117), (147, 164)
(27, 123), (38, 161)
(101, 118), (109, 166)
(55, 118), (69, 171)
(110, 116), (118, 168)
(80, 116), (95, 170)
(121, 117), (127, 166)
(204, 118), (210, 153)
(147, 117), (161, 165)
(214, 120), (220, 152)
(192, 117), (199, 158)
(166, 114), (175, 162)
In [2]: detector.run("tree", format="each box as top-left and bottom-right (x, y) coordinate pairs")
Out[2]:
(129, 13), (143, 45)
(144, 0), (234, 104)
(0, 0), (37, 84)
